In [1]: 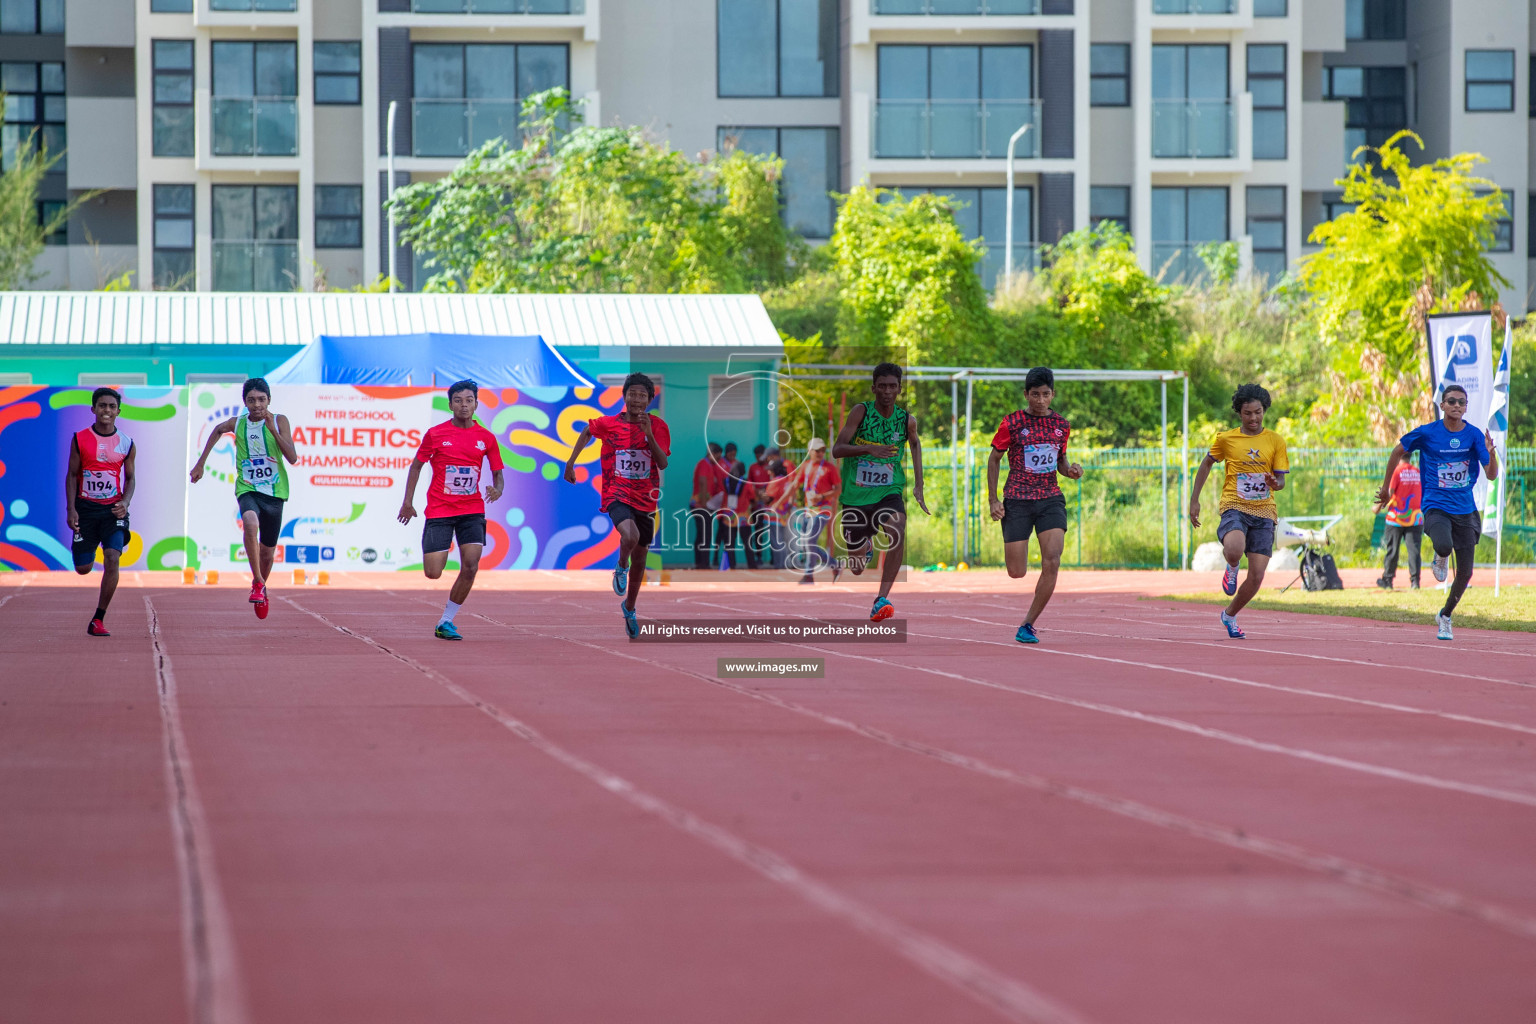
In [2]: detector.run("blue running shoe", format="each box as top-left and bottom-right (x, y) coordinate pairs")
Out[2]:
(1220, 611), (1244, 639)
(612, 566), (628, 596)
(435, 621), (463, 641)
(1221, 564), (1239, 596)
(1015, 622), (1039, 644)
(621, 600), (639, 639)
(870, 596), (894, 622)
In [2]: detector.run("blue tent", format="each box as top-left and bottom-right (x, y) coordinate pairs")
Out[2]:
(265, 332), (594, 388)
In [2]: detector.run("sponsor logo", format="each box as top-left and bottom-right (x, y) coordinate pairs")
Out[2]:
(475, 440), (485, 450)
(441, 440), (452, 446)
(361, 547), (378, 563)
(1450, 438), (1462, 449)
(1247, 448), (1262, 460)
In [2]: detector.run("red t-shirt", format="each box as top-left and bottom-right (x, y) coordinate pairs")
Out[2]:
(591, 414), (671, 514)
(800, 459), (842, 511)
(1386, 462), (1423, 527)
(414, 420), (504, 519)
(991, 410), (1071, 500)
(692, 456), (726, 507)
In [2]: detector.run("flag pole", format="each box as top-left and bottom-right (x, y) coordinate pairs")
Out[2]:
(1494, 463), (1506, 596)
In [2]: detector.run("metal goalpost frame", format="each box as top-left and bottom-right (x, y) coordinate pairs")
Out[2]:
(778, 365), (1192, 570)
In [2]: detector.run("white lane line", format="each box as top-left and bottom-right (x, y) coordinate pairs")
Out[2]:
(684, 597), (1536, 810)
(144, 598), (250, 1024)
(467, 607), (1536, 942)
(0, 578), (32, 612)
(282, 595), (1093, 1024)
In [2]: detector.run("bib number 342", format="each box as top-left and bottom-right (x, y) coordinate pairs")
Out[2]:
(1236, 472), (1270, 501)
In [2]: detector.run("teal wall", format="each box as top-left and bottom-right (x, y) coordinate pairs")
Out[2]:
(0, 345), (303, 386)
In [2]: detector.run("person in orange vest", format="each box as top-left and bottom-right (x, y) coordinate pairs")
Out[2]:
(1377, 450), (1423, 590)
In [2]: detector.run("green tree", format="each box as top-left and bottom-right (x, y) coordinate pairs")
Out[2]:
(0, 117), (94, 289)
(1298, 131), (1510, 443)
(388, 89), (800, 294)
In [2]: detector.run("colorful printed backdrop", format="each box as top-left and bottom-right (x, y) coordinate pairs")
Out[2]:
(0, 384), (632, 572)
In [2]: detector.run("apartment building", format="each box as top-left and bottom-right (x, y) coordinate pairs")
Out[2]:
(12, 0), (1534, 310)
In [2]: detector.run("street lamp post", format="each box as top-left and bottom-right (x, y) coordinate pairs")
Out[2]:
(1003, 122), (1032, 287)
(387, 100), (398, 293)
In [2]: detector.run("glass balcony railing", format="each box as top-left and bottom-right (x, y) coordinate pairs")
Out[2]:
(871, 0), (1038, 13)
(211, 97), (298, 156)
(211, 241), (301, 292)
(1151, 0), (1235, 12)
(873, 99), (1041, 159)
(210, 0), (298, 9)
(981, 243), (1040, 291)
(1151, 99), (1234, 158)
(1151, 242), (1218, 284)
(410, 0), (585, 12)
(412, 98), (530, 157)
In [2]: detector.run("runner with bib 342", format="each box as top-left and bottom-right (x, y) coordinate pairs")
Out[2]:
(831, 362), (930, 622)
(189, 377), (298, 620)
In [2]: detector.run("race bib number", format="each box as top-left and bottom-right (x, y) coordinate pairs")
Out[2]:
(855, 460), (895, 488)
(1236, 472), (1270, 502)
(442, 464), (480, 496)
(1022, 444), (1058, 474)
(615, 448), (652, 480)
(80, 469), (119, 500)
(1437, 460), (1471, 490)
(240, 456), (278, 488)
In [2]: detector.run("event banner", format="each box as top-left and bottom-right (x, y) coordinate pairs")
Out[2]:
(1426, 311), (1497, 519)
(1, 383), (635, 572)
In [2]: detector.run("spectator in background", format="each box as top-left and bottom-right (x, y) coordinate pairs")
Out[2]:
(717, 462), (757, 569)
(763, 454), (794, 569)
(1378, 450), (1423, 590)
(797, 438), (842, 584)
(746, 444), (772, 565)
(690, 441), (725, 568)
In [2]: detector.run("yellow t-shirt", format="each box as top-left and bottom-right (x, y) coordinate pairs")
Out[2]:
(1209, 428), (1289, 521)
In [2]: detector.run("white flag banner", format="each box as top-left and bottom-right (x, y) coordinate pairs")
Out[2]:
(1426, 311), (1496, 520)
(1483, 321), (1512, 538)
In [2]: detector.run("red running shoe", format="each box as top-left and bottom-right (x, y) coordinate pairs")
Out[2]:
(86, 618), (110, 637)
(249, 580), (266, 604)
(254, 597), (269, 620)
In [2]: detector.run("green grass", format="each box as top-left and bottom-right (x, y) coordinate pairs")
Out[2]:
(1163, 584), (1536, 633)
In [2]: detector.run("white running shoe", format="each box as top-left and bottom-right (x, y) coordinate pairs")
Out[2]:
(1436, 614), (1453, 641)
(1431, 554), (1448, 583)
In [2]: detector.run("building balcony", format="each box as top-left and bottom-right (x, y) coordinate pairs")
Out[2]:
(380, 0), (597, 38)
(411, 0), (584, 9)
(210, 0), (296, 9)
(211, 98), (298, 157)
(411, 99), (526, 157)
(873, 98), (1041, 160)
(871, 0), (1037, 12)
(1148, 94), (1251, 172)
(1147, 0), (1250, 30)
(1150, 242), (1216, 284)
(195, 0), (303, 27)
(1151, 0), (1231, 11)
(854, 0), (1067, 42)
(212, 240), (300, 292)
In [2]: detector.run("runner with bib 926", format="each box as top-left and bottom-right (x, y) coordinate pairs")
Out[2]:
(1188, 383), (1289, 640)
(986, 367), (1083, 645)
(67, 387), (136, 637)
(1375, 382), (1499, 642)
(397, 380), (505, 641)
(831, 362), (930, 622)
(564, 372), (671, 639)
(189, 377), (298, 620)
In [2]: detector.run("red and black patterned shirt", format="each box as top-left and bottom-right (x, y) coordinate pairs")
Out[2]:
(991, 410), (1072, 500)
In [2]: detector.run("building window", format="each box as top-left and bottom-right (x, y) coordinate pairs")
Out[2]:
(1, 62), (64, 170)
(315, 42), (361, 105)
(209, 0), (297, 10)
(151, 0), (194, 10)
(1528, 192), (1535, 258)
(718, 0), (837, 99)
(1323, 66), (1405, 157)
(0, 0), (63, 34)
(1090, 187), (1130, 234)
(38, 199), (64, 245)
(875, 45), (1035, 159)
(1152, 44), (1231, 159)
(1248, 44), (1286, 160)
(1482, 190), (1513, 252)
(1254, 0), (1286, 14)
(212, 184), (299, 292)
(893, 185), (1032, 290)
(152, 41), (195, 158)
(412, 43), (569, 157)
(1322, 195), (1355, 222)
(1151, 186), (1227, 283)
(1466, 51), (1515, 113)
(1090, 45), (1129, 107)
(1246, 186), (1285, 284)
(718, 127), (838, 239)
(1345, 0), (1404, 41)
(212, 41), (298, 156)
(315, 185), (363, 248)
(1531, 57), (1535, 118)
(153, 184), (196, 292)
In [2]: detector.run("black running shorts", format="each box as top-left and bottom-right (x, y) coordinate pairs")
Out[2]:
(72, 502), (129, 567)
(422, 513), (487, 555)
(237, 491), (285, 548)
(1000, 495), (1068, 544)
(839, 494), (906, 550)
(607, 500), (656, 547)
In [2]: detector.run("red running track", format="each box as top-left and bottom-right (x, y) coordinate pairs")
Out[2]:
(3, 570), (1536, 1023)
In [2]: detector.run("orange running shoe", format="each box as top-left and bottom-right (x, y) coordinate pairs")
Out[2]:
(870, 596), (894, 621)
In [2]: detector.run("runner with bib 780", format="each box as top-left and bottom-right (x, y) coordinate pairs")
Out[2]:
(189, 377), (298, 620)
(831, 362), (930, 622)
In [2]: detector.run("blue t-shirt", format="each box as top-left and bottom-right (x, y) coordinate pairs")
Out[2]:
(1400, 420), (1490, 515)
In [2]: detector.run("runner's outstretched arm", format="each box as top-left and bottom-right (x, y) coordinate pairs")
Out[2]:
(485, 468), (505, 504)
(269, 413), (299, 464)
(397, 461), (425, 524)
(907, 411), (929, 514)
(113, 445), (136, 520)
(562, 426), (593, 484)
(987, 448), (1005, 521)
(1485, 430), (1500, 481)
(65, 438), (81, 533)
(1188, 454), (1217, 528)
(639, 413), (668, 470)
(830, 404), (868, 460)
(188, 417), (237, 482)
(1374, 444), (1406, 510)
